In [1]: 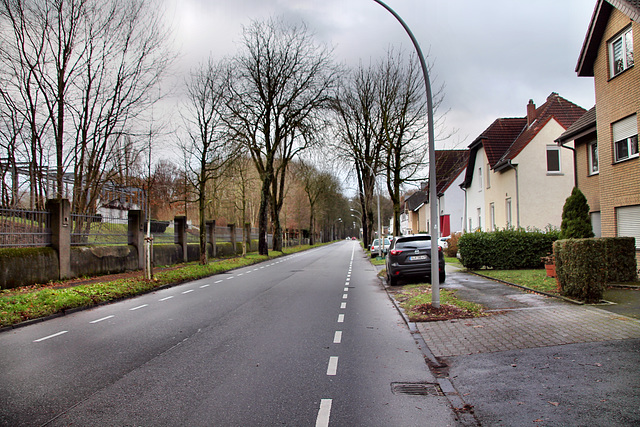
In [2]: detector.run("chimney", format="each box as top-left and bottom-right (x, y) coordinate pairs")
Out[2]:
(527, 99), (537, 126)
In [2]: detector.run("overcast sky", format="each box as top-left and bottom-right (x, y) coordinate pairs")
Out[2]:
(164, 0), (597, 150)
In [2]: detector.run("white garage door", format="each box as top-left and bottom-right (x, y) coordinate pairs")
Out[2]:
(617, 205), (640, 249)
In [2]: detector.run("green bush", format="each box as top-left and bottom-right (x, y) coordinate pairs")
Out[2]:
(560, 187), (594, 239)
(458, 228), (560, 270)
(554, 239), (606, 303)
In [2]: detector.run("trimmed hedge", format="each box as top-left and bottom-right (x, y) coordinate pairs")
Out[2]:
(554, 239), (606, 303)
(554, 238), (637, 303)
(458, 229), (560, 270)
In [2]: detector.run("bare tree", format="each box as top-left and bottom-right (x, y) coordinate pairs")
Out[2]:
(331, 62), (383, 247)
(225, 17), (339, 255)
(378, 49), (430, 237)
(180, 58), (236, 264)
(296, 160), (333, 245)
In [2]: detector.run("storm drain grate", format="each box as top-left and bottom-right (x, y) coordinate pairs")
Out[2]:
(391, 382), (444, 396)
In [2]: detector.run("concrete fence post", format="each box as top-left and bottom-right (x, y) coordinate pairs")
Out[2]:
(128, 210), (145, 269)
(244, 222), (251, 253)
(228, 223), (236, 254)
(46, 198), (71, 279)
(175, 216), (187, 262)
(206, 220), (216, 258)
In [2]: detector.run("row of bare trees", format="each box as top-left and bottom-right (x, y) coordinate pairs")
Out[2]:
(0, 0), (172, 213)
(332, 49), (445, 248)
(0, 4), (447, 261)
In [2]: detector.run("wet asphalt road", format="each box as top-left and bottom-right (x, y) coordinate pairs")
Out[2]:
(0, 241), (457, 426)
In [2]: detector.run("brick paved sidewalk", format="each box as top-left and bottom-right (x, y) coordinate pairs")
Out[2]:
(417, 305), (640, 357)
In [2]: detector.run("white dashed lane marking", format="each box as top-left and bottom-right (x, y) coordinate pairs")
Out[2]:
(90, 315), (114, 324)
(33, 331), (68, 343)
(326, 356), (339, 375)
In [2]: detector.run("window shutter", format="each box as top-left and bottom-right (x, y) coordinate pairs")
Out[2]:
(612, 115), (638, 142)
(616, 205), (640, 249)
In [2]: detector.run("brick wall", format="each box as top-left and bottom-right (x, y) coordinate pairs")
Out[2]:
(575, 134), (601, 212)
(592, 8), (640, 249)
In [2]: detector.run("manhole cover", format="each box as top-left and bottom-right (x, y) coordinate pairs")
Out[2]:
(391, 382), (443, 396)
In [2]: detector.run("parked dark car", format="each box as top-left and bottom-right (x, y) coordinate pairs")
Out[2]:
(385, 234), (445, 286)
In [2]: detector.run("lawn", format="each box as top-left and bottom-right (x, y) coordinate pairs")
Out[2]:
(471, 268), (560, 295)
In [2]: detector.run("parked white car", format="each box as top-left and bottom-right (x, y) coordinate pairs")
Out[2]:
(370, 238), (391, 258)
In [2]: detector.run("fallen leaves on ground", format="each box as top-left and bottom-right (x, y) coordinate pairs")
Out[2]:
(410, 303), (478, 322)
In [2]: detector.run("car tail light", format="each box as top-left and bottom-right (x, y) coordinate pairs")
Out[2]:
(390, 249), (403, 256)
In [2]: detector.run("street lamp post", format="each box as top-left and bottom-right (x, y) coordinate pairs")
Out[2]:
(372, 0), (440, 307)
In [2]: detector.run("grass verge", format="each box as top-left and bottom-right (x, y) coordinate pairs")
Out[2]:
(393, 284), (485, 322)
(0, 245), (319, 328)
(472, 269), (560, 296)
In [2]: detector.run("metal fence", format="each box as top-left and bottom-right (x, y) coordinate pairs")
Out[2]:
(0, 209), (267, 248)
(0, 207), (51, 247)
(70, 213), (129, 246)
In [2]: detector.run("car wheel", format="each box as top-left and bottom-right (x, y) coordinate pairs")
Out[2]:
(388, 274), (398, 286)
(439, 271), (446, 283)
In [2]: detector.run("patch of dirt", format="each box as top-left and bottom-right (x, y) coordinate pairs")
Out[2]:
(408, 303), (478, 322)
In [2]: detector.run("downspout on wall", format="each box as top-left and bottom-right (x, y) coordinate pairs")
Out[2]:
(495, 160), (520, 228)
(558, 142), (578, 187)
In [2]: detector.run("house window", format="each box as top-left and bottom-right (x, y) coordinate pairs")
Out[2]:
(546, 146), (561, 173)
(477, 208), (482, 231)
(486, 163), (491, 189)
(613, 115), (639, 162)
(609, 26), (634, 77)
(490, 203), (495, 231)
(616, 205), (640, 249)
(506, 198), (512, 228)
(478, 167), (483, 190)
(588, 140), (599, 175)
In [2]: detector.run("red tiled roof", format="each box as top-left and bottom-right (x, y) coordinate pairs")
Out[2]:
(474, 118), (528, 167)
(433, 149), (469, 195)
(494, 93), (587, 168)
(461, 93), (587, 187)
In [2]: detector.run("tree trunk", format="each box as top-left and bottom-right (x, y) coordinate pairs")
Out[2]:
(257, 176), (271, 255)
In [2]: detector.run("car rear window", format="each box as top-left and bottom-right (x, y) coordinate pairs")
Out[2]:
(394, 237), (431, 250)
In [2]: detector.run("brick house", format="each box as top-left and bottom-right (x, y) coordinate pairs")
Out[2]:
(461, 93), (587, 231)
(557, 0), (639, 264)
